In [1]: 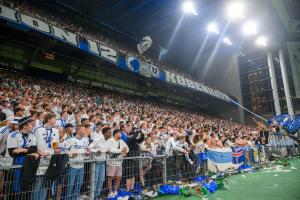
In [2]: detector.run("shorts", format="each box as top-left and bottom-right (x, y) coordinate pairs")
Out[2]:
(107, 165), (122, 177)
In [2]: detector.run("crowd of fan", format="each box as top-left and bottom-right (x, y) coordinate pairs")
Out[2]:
(0, 0), (217, 88)
(0, 67), (260, 199)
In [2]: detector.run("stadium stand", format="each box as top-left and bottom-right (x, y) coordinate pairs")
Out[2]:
(0, 0), (211, 86)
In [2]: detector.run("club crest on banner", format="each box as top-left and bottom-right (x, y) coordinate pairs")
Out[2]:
(126, 56), (140, 73)
(140, 62), (151, 78)
(149, 64), (160, 78)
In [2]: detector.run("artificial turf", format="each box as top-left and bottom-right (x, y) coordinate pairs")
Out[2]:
(155, 158), (300, 200)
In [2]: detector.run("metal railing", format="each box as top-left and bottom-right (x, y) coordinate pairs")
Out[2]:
(0, 145), (299, 200)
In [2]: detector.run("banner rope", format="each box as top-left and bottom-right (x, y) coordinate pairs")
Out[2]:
(230, 99), (268, 122)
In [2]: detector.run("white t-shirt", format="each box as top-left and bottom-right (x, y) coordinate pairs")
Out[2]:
(140, 141), (157, 156)
(165, 136), (185, 157)
(6, 130), (37, 155)
(88, 133), (108, 160)
(67, 135), (89, 168)
(0, 125), (11, 155)
(106, 138), (129, 167)
(2, 108), (13, 119)
(90, 130), (101, 142)
(55, 119), (66, 128)
(34, 119), (43, 130)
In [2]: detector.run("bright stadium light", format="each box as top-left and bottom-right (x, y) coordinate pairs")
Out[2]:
(226, 1), (245, 20)
(182, 1), (198, 15)
(256, 36), (268, 47)
(207, 22), (219, 34)
(242, 20), (258, 35)
(223, 37), (232, 45)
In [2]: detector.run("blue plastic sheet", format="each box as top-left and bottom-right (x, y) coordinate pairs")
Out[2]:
(158, 185), (180, 195)
(238, 163), (252, 171)
(203, 181), (218, 193)
(193, 175), (207, 184)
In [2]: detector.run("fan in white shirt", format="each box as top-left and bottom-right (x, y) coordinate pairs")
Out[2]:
(106, 129), (129, 197)
(165, 132), (187, 157)
(34, 111), (44, 129)
(35, 113), (60, 157)
(67, 125), (90, 168)
(88, 126), (112, 160)
(55, 111), (68, 128)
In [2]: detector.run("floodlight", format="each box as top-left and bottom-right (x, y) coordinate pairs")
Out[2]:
(223, 37), (232, 45)
(182, 1), (198, 15)
(256, 36), (268, 47)
(207, 22), (219, 34)
(243, 20), (258, 35)
(226, 1), (245, 20)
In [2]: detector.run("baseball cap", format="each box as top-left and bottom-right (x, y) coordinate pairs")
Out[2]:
(65, 123), (74, 129)
(18, 116), (32, 126)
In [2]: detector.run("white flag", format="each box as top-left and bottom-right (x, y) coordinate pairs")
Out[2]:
(137, 36), (152, 54)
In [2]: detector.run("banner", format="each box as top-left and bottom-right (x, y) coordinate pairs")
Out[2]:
(206, 148), (242, 172)
(0, 4), (233, 103)
(231, 146), (245, 164)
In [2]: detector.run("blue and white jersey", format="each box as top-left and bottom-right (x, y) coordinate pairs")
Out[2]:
(34, 119), (43, 129)
(55, 118), (66, 128)
(0, 125), (11, 155)
(34, 126), (59, 155)
(6, 130), (36, 157)
(67, 135), (89, 168)
(59, 133), (73, 152)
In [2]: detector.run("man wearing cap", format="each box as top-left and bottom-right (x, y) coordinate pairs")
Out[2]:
(6, 116), (39, 197)
(1, 118), (19, 157)
(58, 123), (74, 153)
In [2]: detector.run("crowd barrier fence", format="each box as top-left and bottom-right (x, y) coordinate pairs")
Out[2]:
(0, 145), (299, 200)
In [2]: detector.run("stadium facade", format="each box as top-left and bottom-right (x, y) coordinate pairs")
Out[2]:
(239, 0), (300, 123)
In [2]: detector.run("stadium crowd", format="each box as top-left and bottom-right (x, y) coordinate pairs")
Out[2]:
(0, 66), (261, 199)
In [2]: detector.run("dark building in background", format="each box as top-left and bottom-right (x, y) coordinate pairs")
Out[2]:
(239, 49), (296, 122)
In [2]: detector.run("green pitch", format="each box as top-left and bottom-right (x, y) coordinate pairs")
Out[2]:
(155, 158), (300, 200)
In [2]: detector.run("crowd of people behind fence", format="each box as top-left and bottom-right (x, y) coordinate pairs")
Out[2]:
(0, 67), (268, 199)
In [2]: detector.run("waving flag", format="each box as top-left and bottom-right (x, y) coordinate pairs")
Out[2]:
(158, 46), (168, 61)
(137, 36), (152, 54)
(206, 148), (241, 172)
(269, 114), (300, 134)
(231, 146), (245, 164)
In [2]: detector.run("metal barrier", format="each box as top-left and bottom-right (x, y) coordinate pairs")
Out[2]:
(0, 146), (299, 200)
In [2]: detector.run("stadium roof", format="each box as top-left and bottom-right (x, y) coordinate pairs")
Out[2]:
(33, 0), (284, 78)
